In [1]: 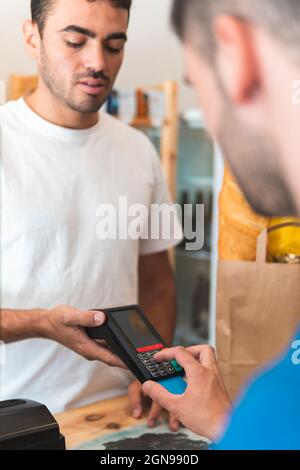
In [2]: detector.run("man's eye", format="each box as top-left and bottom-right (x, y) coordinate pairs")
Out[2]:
(66, 41), (85, 49)
(105, 45), (123, 54)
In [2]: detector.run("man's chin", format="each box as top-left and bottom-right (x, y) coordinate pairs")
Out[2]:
(233, 178), (297, 218)
(67, 97), (106, 114)
(244, 195), (278, 218)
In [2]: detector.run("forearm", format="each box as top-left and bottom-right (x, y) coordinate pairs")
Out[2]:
(0, 306), (124, 367)
(0, 308), (46, 343)
(139, 278), (176, 346)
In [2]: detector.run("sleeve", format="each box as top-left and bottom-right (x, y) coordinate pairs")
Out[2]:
(139, 144), (183, 256)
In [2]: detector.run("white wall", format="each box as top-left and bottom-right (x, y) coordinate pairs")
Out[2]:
(0, 0), (196, 111)
(0, 0), (33, 82)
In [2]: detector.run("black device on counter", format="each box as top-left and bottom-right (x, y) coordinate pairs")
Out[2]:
(0, 399), (65, 450)
(86, 305), (187, 395)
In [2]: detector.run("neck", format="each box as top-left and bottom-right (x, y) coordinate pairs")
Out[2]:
(25, 80), (99, 130)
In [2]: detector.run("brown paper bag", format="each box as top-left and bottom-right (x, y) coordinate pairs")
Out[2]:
(217, 231), (300, 400)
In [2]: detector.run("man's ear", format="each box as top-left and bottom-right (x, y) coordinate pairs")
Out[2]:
(213, 15), (259, 104)
(23, 20), (41, 60)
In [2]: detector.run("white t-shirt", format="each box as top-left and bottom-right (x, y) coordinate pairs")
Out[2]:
(0, 98), (182, 413)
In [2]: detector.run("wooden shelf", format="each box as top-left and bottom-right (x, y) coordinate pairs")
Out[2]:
(131, 116), (153, 128)
(117, 81), (179, 202)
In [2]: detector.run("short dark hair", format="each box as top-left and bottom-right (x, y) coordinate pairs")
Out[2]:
(171, 0), (300, 63)
(31, 0), (132, 35)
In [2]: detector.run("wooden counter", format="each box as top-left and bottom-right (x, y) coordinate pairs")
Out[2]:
(54, 395), (147, 450)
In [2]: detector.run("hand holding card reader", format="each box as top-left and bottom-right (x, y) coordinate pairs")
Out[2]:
(86, 305), (187, 395)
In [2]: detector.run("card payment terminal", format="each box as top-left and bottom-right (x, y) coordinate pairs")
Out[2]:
(86, 305), (187, 395)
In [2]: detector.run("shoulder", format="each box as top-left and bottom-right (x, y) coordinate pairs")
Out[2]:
(216, 331), (300, 449)
(0, 99), (21, 116)
(100, 112), (162, 177)
(101, 112), (157, 157)
(0, 99), (23, 126)
(235, 328), (300, 408)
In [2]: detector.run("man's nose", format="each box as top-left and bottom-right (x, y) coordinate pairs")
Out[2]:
(83, 44), (107, 74)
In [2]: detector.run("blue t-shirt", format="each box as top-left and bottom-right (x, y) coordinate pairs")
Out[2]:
(213, 327), (300, 450)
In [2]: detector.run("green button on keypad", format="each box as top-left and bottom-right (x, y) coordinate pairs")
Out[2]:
(171, 360), (182, 371)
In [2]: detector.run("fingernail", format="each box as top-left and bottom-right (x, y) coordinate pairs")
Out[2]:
(133, 408), (141, 419)
(94, 312), (105, 325)
(148, 420), (155, 428)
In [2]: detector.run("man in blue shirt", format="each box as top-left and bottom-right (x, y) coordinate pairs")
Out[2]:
(142, 0), (300, 450)
(216, 333), (300, 449)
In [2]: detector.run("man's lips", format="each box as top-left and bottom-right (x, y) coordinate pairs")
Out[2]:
(78, 80), (108, 95)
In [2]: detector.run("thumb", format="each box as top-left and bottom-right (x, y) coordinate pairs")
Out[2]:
(64, 309), (106, 327)
(142, 381), (176, 414)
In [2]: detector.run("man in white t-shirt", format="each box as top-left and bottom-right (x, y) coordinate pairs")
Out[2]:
(0, 0), (182, 430)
